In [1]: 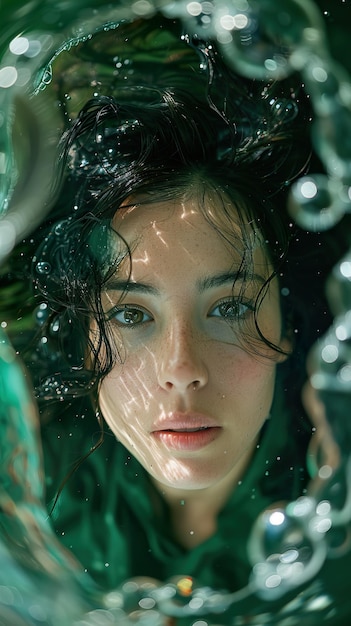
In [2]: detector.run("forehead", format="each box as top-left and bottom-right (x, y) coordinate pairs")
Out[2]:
(114, 191), (260, 245)
(110, 194), (270, 279)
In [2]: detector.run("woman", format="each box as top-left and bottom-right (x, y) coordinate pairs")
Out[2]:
(8, 47), (350, 621)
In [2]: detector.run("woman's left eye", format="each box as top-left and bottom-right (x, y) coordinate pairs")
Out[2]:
(111, 305), (153, 327)
(208, 298), (253, 321)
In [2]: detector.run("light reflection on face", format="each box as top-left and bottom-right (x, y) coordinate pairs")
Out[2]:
(97, 195), (289, 495)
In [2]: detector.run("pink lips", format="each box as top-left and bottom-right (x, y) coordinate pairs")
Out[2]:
(151, 412), (221, 451)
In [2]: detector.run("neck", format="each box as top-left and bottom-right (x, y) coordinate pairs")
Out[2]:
(151, 452), (252, 549)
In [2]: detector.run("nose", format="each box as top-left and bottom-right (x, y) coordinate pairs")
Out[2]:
(157, 322), (208, 393)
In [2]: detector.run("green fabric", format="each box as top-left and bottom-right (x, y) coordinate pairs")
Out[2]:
(41, 369), (351, 623)
(42, 368), (305, 592)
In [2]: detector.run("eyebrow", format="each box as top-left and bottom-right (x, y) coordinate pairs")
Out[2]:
(104, 271), (265, 295)
(197, 271), (265, 292)
(103, 279), (158, 295)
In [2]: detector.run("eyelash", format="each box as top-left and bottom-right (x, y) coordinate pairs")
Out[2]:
(108, 304), (153, 327)
(208, 297), (255, 321)
(107, 297), (255, 328)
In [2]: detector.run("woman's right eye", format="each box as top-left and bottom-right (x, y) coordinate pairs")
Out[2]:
(110, 305), (153, 327)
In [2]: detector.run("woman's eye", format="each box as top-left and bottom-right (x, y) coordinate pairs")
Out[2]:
(209, 299), (253, 320)
(111, 306), (153, 326)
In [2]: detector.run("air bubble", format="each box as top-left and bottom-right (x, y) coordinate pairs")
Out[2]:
(0, 66), (18, 88)
(54, 221), (66, 236)
(36, 261), (51, 274)
(41, 65), (53, 86)
(50, 318), (60, 334)
(9, 36), (30, 55)
(35, 303), (49, 325)
(288, 175), (346, 231)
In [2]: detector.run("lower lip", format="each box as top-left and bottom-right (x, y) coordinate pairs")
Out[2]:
(152, 428), (221, 451)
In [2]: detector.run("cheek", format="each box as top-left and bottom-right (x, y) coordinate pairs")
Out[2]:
(99, 354), (155, 423)
(219, 350), (277, 413)
(99, 373), (140, 443)
(218, 345), (276, 383)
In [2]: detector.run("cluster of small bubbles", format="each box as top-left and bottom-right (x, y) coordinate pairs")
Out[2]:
(163, 1), (215, 38)
(10, 34), (48, 61)
(289, 36), (351, 226)
(328, 251), (351, 315)
(249, 499), (328, 601)
(211, 0), (324, 80)
(36, 376), (75, 400)
(310, 312), (351, 393)
(0, 0), (350, 621)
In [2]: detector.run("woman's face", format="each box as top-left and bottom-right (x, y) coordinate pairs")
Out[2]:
(97, 194), (289, 493)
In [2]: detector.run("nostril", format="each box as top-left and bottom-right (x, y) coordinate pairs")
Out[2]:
(163, 379), (201, 392)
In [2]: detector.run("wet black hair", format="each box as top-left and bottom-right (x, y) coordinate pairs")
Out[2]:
(26, 80), (309, 404)
(2, 36), (346, 508)
(6, 24), (342, 431)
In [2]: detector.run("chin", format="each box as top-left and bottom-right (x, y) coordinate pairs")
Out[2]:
(149, 459), (225, 492)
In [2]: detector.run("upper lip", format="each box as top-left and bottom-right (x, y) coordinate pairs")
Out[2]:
(151, 412), (219, 432)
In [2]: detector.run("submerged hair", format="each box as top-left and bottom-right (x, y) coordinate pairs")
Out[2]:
(29, 71), (309, 402)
